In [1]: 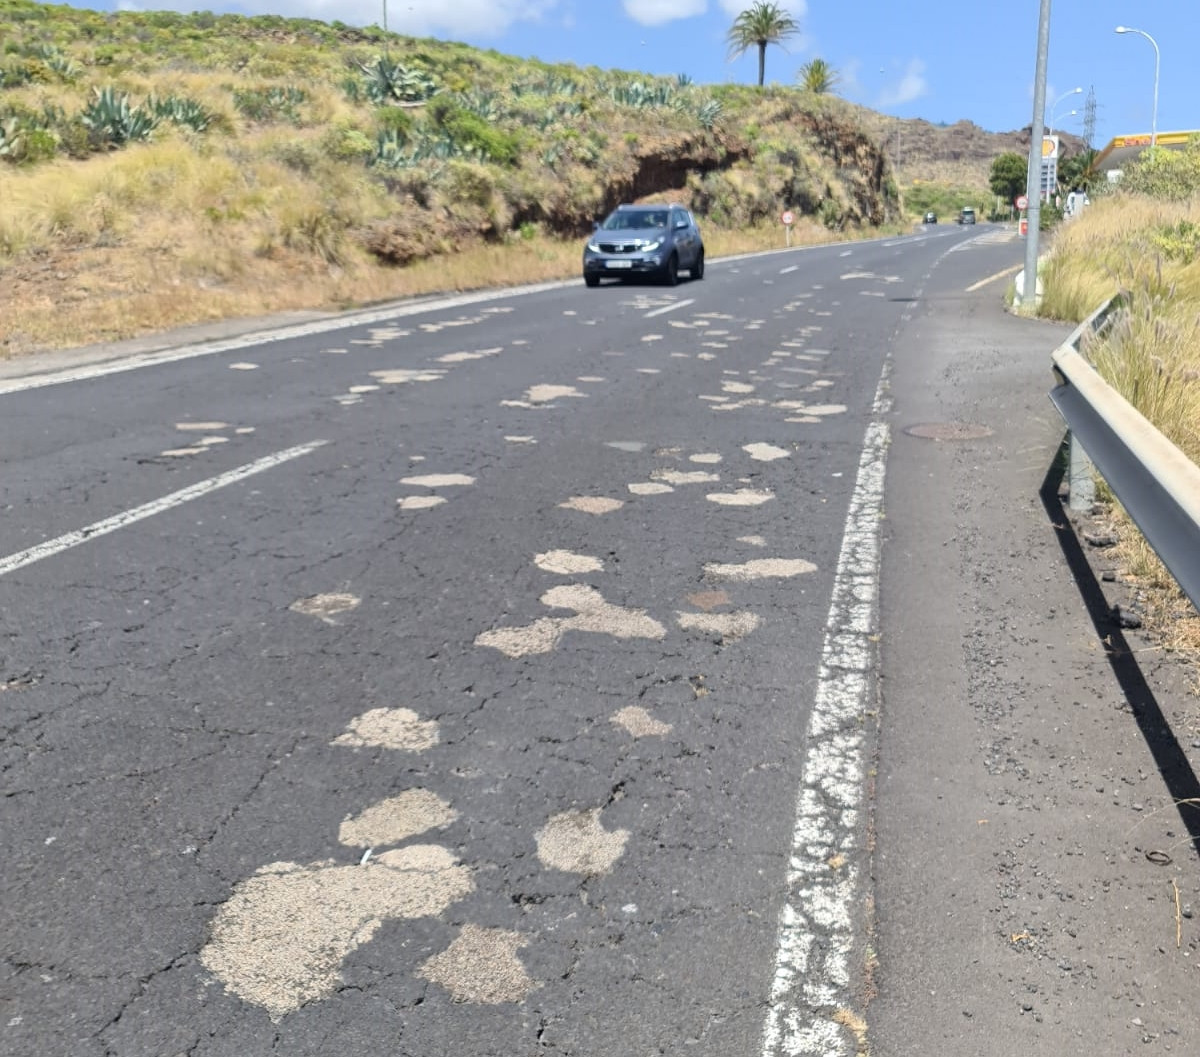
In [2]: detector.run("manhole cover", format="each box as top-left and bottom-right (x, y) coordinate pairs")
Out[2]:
(904, 422), (993, 441)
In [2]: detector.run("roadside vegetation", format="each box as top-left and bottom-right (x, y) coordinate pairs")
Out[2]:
(0, 0), (910, 355)
(1038, 139), (1200, 665)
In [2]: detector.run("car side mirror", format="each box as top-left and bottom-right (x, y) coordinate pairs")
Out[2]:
(593, 221), (600, 231)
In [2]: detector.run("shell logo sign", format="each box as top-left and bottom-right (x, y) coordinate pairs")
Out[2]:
(1042, 135), (1059, 160)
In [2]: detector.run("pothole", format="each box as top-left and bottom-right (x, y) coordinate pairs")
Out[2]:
(904, 422), (993, 440)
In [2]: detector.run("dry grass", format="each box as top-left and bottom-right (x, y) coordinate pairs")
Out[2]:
(0, 141), (865, 357)
(1044, 193), (1200, 676)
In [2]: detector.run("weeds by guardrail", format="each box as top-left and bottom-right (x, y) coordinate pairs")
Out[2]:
(1049, 297), (1200, 612)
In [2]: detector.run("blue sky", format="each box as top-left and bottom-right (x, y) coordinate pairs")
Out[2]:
(74, 0), (1195, 142)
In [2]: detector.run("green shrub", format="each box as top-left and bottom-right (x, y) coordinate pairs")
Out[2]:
(428, 98), (519, 165)
(1148, 220), (1200, 262)
(233, 85), (306, 124)
(374, 106), (414, 137)
(321, 121), (374, 163)
(1120, 138), (1200, 201)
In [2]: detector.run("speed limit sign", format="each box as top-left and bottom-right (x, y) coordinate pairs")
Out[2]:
(781, 210), (795, 226)
(1015, 194), (1029, 210)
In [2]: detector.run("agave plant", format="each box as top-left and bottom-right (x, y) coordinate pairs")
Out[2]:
(372, 128), (476, 169)
(516, 74), (579, 98)
(80, 87), (158, 147)
(611, 81), (678, 110)
(456, 90), (505, 122)
(0, 117), (23, 160)
(694, 99), (723, 130)
(361, 56), (439, 105)
(33, 44), (79, 81)
(149, 95), (214, 133)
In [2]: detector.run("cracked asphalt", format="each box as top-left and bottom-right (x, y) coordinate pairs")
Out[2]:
(3, 224), (1197, 1057)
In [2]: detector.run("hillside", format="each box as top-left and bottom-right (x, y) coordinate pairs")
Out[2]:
(858, 113), (1089, 190)
(0, 1), (1039, 356)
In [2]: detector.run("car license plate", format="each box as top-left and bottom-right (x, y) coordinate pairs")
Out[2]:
(605, 260), (633, 269)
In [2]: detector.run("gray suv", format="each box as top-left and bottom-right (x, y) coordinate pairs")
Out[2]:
(583, 203), (705, 287)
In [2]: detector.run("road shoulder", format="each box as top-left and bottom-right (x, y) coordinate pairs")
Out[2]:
(872, 266), (1200, 1054)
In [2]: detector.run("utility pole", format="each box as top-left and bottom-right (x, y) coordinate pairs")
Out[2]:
(1021, 0), (1052, 310)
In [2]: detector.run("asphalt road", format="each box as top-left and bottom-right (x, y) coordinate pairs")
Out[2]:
(8, 224), (1192, 1057)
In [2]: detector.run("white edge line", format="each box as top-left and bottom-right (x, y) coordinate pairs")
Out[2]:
(644, 298), (695, 319)
(0, 440), (328, 578)
(0, 282), (574, 396)
(758, 362), (891, 1057)
(760, 232), (971, 1055)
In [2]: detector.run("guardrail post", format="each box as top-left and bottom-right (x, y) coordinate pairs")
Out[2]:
(1067, 432), (1096, 511)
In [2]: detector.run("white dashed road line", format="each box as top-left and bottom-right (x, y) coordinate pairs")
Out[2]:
(965, 263), (1022, 292)
(760, 358), (891, 1056)
(643, 299), (695, 318)
(779, 265), (798, 274)
(0, 440), (328, 578)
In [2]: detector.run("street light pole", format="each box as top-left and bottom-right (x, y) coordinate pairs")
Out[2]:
(1021, 0), (1052, 309)
(1050, 108), (1077, 137)
(1115, 26), (1160, 147)
(1049, 86), (1082, 118)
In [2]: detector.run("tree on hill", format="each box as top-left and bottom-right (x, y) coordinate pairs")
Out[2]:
(797, 58), (840, 95)
(989, 151), (1028, 203)
(726, 1), (799, 87)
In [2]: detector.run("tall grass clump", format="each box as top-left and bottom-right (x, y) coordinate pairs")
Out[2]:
(1089, 287), (1200, 462)
(1046, 161), (1200, 661)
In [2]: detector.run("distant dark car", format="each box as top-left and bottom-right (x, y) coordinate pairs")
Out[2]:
(958, 207), (977, 225)
(923, 211), (938, 224)
(583, 203), (705, 287)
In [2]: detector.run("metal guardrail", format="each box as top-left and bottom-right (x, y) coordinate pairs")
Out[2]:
(1049, 296), (1200, 611)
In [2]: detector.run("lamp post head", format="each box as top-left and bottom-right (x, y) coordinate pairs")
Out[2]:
(1115, 25), (1128, 33)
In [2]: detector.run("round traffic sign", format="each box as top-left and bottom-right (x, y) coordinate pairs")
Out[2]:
(781, 210), (795, 226)
(1015, 194), (1028, 210)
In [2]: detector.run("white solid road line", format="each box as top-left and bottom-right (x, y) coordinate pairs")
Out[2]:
(0, 284), (575, 396)
(0, 440), (328, 579)
(644, 298), (695, 318)
(760, 357), (891, 1055)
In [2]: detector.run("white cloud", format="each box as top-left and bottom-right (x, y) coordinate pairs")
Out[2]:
(879, 58), (928, 107)
(623, 0), (706, 26)
(839, 57), (861, 92)
(719, 0), (806, 17)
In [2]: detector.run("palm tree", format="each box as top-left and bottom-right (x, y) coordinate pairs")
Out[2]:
(726, 2), (799, 87)
(797, 58), (840, 95)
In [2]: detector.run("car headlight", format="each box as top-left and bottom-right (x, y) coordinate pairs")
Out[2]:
(586, 241), (600, 253)
(641, 240), (662, 252)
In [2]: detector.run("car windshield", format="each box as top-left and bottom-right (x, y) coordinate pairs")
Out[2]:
(601, 210), (666, 231)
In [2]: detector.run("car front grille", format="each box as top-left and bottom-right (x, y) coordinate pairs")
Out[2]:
(598, 242), (637, 254)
